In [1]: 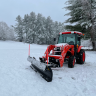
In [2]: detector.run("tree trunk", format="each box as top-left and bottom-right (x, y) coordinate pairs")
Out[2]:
(33, 34), (35, 43)
(89, 25), (96, 50)
(95, 41), (96, 50)
(92, 41), (96, 50)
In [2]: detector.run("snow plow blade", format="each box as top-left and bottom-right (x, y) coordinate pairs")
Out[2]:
(27, 56), (53, 82)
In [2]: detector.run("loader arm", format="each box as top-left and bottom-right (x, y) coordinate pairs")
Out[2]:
(59, 44), (74, 67)
(42, 45), (55, 61)
(43, 44), (75, 67)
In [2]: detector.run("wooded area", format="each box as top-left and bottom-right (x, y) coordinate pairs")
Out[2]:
(13, 12), (64, 44)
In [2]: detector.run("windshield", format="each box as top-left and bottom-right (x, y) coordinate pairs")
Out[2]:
(58, 34), (75, 45)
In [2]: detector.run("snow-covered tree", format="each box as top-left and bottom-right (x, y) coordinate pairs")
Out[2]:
(58, 22), (65, 33)
(80, 0), (96, 50)
(36, 13), (45, 44)
(0, 22), (8, 40)
(14, 11), (65, 44)
(36, 16), (47, 44)
(7, 27), (15, 40)
(27, 12), (36, 43)
(23, 14), (29, 42)
(0, 22), (14, 40)
(64, 0), (96, 50)
(53, 21), (59, 36)
(14, 15), (23, 42)
(44, 16), (55, 44)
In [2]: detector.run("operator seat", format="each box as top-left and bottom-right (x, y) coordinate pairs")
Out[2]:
(68, 41), (74, 45)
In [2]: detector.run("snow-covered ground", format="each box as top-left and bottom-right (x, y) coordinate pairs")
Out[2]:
(0, 41), (96, 96)
(81, 39), (93, 50)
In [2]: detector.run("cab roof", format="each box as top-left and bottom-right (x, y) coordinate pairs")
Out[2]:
(59, 31), (82, 35)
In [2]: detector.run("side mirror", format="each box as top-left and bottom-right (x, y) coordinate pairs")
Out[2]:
(54, 38), (56, 41)
(78, 37), (80, 41)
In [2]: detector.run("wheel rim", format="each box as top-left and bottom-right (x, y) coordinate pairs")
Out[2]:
(73, 58), (75, 65)
(82, 52), (85, 62)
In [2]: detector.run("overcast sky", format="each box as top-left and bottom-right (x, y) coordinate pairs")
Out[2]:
(0, 0), (69, 26)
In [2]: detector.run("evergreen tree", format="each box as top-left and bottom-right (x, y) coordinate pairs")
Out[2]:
(58, 22), (65, 33)
(0, 22), (14, 40)
(7, 27), (15, 40)
(0, 22), (8, 40)
(44, 16), (54, 44)
(28, 12), (36, 43)
(36, 13), (45, 44)
(14, 15), (23, 42)
(65, 24), (87, 33)
(23, 14), (29, 42)
(14, 12), (65, 45)
(54, 21), (59, 36)
(39, 16), (46, 44)
(64, 0), (96, 50)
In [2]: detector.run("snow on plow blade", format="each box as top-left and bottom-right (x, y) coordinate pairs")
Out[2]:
(27, 56), (53, 82)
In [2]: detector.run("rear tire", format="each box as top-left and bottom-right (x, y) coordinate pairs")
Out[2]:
(68, 56), (75, 68)
(76, 49), (85, 64)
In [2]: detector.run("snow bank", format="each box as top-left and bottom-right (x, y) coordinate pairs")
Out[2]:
(81, 39), (93, 50)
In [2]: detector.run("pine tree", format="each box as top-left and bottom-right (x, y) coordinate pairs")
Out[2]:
(54, 21), (59, 36)
(14, 15), (23, 42)
(0, 22), (8, 40)
(44, 16), (54, 44)
(7, 27), (15, 40)
(39, 16), (46, 44)
(14, 12), (65, 45)
(23, 14), (29, 42)
(0, 22), (14, 40)
(58, 22), (65, 33)
(36, 13), (45, 44)
(64, 0), (96, 50)
(29, 12), (36, 43)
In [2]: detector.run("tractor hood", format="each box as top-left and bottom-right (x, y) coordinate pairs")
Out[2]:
(55, 43), (68, 47)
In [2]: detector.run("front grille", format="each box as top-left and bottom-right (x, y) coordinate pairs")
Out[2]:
(54, 47), (61, 51)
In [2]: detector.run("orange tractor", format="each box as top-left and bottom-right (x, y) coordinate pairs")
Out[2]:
(27, 31), (85, 82)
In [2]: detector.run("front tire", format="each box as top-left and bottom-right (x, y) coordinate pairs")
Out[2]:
(76, 49), (85, 64)
(68, 56), (75, 68)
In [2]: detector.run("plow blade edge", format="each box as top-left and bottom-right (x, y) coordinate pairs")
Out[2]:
(27, 56), (53, 82)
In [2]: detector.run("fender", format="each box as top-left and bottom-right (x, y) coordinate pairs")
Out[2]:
(77, 46), (83, 53)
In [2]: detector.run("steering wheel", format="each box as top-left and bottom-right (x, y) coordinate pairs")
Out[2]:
(68, 41), (74, 45)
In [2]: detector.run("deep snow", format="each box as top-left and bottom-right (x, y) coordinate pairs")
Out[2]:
(0, 41), (96, 96)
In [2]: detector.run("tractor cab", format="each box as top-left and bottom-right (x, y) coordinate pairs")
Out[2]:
(52, 31), (85, 67)
(57, 31), (82, 46)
